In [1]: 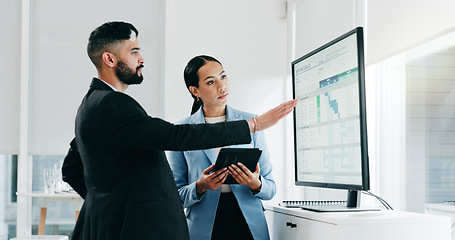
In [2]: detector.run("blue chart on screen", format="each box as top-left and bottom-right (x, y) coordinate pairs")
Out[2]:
(293, 33), (363, 187)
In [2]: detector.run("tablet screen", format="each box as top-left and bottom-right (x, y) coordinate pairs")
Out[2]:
(213, 148), (262, 184)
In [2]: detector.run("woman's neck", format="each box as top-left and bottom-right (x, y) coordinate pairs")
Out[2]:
(203, 105), (226, 117)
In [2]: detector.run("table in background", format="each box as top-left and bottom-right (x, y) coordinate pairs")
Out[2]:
(16, 192), (83, 235)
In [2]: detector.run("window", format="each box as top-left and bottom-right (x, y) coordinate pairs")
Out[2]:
(0, 154), (18, 240)
(366, 29), (455, 212)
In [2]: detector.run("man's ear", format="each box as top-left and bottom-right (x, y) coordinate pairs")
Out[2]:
(189, 86), (199, 97)
(102, 52), (117, 68)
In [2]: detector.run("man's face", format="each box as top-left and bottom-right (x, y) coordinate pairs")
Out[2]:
(115, 60), (143, 85)
(115, 38), (145, 85)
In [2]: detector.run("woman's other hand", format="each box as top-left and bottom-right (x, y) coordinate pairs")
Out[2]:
(228, 163), (261, 191)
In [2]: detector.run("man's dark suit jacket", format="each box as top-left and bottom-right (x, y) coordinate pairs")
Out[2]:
(62, 78), (251, 240)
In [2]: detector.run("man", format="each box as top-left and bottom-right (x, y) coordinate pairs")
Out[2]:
(62, 21), (297, 240)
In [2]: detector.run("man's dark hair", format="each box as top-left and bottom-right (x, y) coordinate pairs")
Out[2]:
(87, 21), (139, 68)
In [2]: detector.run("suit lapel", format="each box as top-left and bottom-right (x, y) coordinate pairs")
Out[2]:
(226, 105), (241, 122)
(203, 149), (217, 165)
(190, 108), (217, 164)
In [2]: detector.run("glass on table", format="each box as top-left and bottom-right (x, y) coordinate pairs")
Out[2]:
(43, 168), (58, 193)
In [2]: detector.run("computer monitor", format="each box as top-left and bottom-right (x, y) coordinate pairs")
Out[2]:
(292, 27), (372, 212)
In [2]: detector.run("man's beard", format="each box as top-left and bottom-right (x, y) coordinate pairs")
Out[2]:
(116, 61), (144, 85)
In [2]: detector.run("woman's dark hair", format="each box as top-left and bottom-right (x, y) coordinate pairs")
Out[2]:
(184, 55), (222, 115)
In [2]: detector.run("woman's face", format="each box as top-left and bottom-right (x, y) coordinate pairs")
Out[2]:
(190, 61), (229, 109)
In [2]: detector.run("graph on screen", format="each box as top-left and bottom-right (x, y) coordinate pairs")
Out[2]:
(293, 33), (363, 186)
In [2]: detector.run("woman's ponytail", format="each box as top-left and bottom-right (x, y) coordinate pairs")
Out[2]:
(191, 98), (202, 115)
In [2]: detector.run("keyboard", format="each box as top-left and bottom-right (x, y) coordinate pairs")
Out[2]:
(443, 200), (455, 206)
(279, 200), (347, 208)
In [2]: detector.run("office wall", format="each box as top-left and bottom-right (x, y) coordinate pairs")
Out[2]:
(366, 0), (455, 210)
(12, 0), (167, 235)
(294, 0), (358, 59)
(1, 0), (165, 155)
(164, 0), (288, 122)
(367, 0), (455, 64)
(285, 0), (363, 201)
(164, 0), (289, 199)
(0, 0), (21, 153)
(293, 0), (455, 66)
(27, 0), (165, 154)
(289, 0), (455, 209)
(7, 0), (454, 219)
(406, 46), (455, 211)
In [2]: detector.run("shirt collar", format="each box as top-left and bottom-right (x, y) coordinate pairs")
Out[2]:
(98, 79), (119, 91)
(190, 105), (241, 124)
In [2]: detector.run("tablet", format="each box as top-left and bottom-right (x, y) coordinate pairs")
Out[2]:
(213, 148), (262, 184)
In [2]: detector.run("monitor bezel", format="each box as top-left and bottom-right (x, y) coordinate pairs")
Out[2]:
(291, 27), (370, 191)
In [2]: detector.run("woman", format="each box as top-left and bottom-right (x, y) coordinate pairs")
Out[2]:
(168, 55), (276, 240)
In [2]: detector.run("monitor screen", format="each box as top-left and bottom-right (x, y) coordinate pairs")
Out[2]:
(292, 27), (369, 191)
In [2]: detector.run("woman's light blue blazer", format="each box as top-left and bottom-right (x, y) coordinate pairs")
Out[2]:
(167, 105), (276, 240)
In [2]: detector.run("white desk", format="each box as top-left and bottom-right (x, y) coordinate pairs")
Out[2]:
(425, 203), (455, 240)
(265, 204), (451, 240)
(16, 192), (83, 235)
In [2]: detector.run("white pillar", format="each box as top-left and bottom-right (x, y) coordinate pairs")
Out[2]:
(17, 0), (32, 236)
